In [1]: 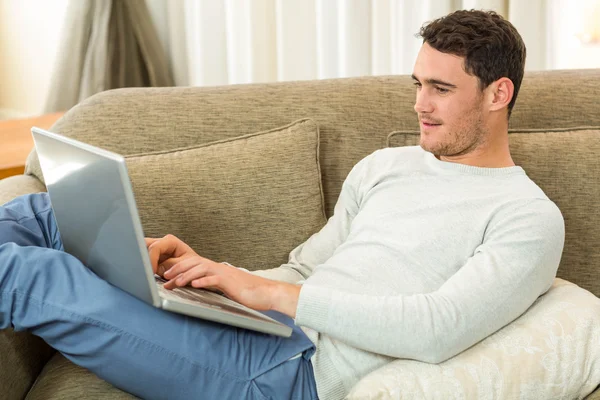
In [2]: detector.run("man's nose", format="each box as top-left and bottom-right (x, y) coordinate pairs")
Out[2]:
(414, 90), (433, 114)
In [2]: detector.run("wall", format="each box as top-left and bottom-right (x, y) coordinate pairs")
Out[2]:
(0, 0), (69, 118)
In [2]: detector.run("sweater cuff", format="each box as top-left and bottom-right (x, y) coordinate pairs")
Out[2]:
(294, 283), (332, 332)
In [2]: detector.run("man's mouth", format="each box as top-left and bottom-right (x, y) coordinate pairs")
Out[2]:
(420, 120), (442, 129)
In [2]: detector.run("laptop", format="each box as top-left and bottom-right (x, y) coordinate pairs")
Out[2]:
(31, 127), (292, 337)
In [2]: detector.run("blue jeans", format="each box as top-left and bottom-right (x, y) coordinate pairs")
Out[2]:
(0, 193), (318, 399)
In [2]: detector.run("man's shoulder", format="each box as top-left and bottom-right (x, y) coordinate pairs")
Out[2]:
(370, 145), (424, 159)
(507, 171), (553, 202)
(489, 195), (564, 236)
(344, 146), (425, 193)
(359, 146), (424, 170)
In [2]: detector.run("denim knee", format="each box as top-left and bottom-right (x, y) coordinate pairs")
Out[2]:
(0, 193), (61, 249)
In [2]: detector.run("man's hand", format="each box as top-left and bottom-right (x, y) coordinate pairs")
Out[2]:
(145, 235), (301, 317)
(145, 234), (199, 277)
(163, 256), (301, 317)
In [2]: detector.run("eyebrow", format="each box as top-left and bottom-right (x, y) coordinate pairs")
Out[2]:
(411, 74), (457, 89)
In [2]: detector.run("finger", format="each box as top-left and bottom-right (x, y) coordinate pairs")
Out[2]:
(172, 266), (209, 288)
(148, 248), (164, 274)
(191, 277), (226, 295)
(155, 256), (185, 276)
(163, 267), (204, 290)
(163, 275), (182, 290)
(144, 237), (160, 248)
(156, 263), (167, 277)
(191, 275), (220, 289)
(147, 237), (180, 273)
(163, 256), (204, 279)
(156, 258), (183, 278)
(161, 234), (193, 258)
(164, 256), (188, 268)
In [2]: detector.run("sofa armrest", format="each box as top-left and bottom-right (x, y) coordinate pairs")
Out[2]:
(0, 174), (53, 398)
(0, 174), (46, 205)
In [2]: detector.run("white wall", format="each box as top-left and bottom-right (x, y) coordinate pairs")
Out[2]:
(0, 0), (69, 117)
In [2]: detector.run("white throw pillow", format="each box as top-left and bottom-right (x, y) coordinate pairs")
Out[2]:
(348, 278), (600, 400)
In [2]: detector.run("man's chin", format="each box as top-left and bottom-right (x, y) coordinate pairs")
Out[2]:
(420, 146), (442, 159)
(419, 137), (442, 156)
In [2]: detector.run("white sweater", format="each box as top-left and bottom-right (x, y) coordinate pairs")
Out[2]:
(253, 146), (565, 400)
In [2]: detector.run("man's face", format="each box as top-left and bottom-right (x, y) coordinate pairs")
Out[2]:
(412, 43), (488, 157)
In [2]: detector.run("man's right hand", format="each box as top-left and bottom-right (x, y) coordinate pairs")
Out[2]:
(145, 234), (199, 277)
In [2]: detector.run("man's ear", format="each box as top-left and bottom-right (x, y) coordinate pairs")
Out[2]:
(488, 77), (514, 112)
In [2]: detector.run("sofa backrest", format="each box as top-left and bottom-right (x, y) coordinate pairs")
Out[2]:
(27, 69), (600, 295)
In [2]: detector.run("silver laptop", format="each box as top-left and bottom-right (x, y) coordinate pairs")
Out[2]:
(31, 127), (292, 337)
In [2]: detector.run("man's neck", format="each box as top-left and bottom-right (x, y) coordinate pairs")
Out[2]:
(438, 149), (515, 168)
(438, 129), (515, 168)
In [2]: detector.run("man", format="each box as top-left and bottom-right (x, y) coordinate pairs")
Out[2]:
(0, 9), (564, 400)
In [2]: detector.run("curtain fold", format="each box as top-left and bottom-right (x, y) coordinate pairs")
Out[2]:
(146, 0), (549, 88)
(45, 0), (173, 113)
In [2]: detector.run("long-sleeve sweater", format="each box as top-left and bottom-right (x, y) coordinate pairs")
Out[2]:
(252, 145), (565, 400)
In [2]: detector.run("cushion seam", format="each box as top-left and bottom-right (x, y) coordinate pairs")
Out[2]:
(126, 118), (317, 158)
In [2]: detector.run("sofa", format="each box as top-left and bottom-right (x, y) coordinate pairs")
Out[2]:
(0, 69), (599, 399)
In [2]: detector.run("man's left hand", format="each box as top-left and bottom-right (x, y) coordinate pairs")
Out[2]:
(162, 256), (301, 318)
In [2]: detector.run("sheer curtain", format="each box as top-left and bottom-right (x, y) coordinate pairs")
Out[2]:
(45, 0), (173, 113)
(145, 0), (549, 87)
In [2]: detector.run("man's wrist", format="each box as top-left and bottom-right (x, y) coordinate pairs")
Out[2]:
(270, 282), (301, 319)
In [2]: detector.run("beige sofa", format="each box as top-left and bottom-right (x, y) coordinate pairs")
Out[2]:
(0, 69), (599, 399)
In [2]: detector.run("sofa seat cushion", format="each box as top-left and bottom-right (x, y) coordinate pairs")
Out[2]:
(25, 353), (137, 400)
(348, 278), (600, 399)
(125, 118), (327, 271)
(0, 329), (55, 400)
(387, 127), (600, 297)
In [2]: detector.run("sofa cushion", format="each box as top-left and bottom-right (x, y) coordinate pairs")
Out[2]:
(348, 278), (600, 399)
(125, 118), (326, 271)
(0, 329), (55, 400)
(387, 127), (600, 298)
(25, 353), (136, 400)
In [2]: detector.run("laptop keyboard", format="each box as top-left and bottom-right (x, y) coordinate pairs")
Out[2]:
(158, 282), (225, 304)
(153, 276), (283, 327)
(155, 275), (225, 303)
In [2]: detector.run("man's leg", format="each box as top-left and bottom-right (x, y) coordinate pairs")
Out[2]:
(0, 193), (63, 250)
(0, 194), (318, 399)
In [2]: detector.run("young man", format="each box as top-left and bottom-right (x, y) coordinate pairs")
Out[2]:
(0, 9), (564, 400)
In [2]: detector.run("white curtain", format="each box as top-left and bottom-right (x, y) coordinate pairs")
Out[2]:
(145, 0), (549, 87)
(45, 0), (174, 112)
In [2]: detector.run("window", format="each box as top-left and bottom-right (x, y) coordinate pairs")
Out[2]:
(548, 0), (600, 69)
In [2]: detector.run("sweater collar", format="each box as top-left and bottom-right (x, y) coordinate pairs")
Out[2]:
(422, 147), (526, 177)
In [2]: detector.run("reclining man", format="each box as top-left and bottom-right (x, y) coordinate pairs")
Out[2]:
(0, 9), (564, 400)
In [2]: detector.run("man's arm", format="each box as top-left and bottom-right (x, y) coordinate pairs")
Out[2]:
(151, 153), (373, 314)
(146, 197), (356, 316)
(293, 199), (565, 363)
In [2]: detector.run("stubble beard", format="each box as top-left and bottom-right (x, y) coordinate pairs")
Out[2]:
(421, 104), (487, 158)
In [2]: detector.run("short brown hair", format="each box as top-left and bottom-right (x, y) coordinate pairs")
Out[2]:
(418, 9), (526, 118)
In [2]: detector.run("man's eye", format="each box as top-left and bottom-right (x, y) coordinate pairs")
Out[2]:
(435, 86), (449, 94)
(413, 82), (422, 89)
